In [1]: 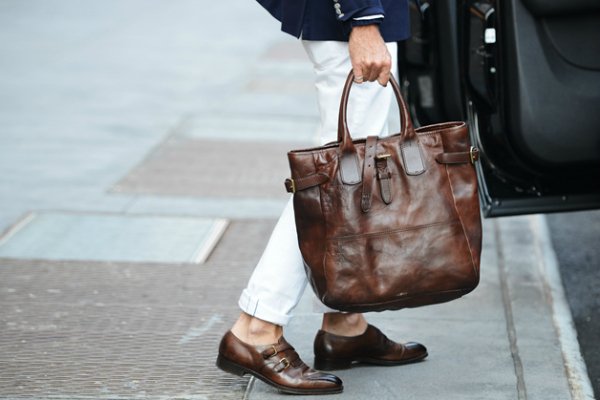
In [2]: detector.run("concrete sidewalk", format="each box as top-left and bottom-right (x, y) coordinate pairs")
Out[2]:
(0, 1), (594, 399)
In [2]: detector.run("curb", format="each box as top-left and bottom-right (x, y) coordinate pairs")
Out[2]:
(532, 214), (595, 400)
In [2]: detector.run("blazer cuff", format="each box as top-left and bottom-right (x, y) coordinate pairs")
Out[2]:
(353, 14), (385, 20)
(351, 17), (384, 27)
(335, 1), (385, 22)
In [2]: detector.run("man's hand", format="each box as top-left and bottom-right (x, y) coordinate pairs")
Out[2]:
(348, 24), (391, 86)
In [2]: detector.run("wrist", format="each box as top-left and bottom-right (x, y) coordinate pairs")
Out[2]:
(350, 23), (382, 40)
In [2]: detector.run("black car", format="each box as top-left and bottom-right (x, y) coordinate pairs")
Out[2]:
(399, 0), (600, 217)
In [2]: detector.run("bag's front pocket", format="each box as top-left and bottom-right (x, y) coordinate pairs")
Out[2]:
(322, 220), (478, 310)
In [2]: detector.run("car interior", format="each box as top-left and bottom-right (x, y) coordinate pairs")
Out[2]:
(399, 0), (600, 216)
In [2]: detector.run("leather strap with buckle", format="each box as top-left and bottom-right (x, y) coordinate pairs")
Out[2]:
(273, 357), (291, 373)
(435, 146), (480, 165)
(284, 172), (329, 193)
(376, 153), (393, 204)
(361, 136), (379, 212)
(261, 342), (293, 359)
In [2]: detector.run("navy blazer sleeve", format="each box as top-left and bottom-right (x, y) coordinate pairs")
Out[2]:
(256, 0), (410, 42)
(336, 0), (385, 21)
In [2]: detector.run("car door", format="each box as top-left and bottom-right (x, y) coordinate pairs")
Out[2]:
(399, 0), (600, 217)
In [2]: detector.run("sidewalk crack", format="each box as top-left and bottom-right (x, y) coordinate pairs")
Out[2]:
(495, 219), (528, 400)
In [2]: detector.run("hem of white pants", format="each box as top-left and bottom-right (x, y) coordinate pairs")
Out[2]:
(238, 290), (292, 326)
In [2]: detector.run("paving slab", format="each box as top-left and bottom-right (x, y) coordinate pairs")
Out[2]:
(124, 195), (288, 220)
(113, 136), (297, 199)
(0, 211), (227, 264)
(181, 112), (318, 144)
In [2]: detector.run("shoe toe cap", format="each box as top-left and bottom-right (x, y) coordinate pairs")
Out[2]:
(307, 371), (343, 389)
(404, 341), (428, 358)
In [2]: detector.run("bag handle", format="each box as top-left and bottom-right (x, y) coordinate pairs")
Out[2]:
(337, 70), (415, 155)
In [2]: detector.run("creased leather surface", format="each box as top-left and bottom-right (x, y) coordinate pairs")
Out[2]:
(287, 72), (482, 312)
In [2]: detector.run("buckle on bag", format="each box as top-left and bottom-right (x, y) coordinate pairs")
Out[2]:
(469, 146), (479, 164)
(284, 178), (296, 193)
(375, 154), (393, 205)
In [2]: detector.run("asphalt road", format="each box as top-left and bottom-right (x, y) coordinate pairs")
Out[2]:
(547, 210), (600, 397)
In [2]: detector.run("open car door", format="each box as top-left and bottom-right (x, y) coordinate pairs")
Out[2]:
(400, 0), (600, 217)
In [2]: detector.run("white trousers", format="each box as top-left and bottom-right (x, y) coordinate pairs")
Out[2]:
(238, 40), (399, 326)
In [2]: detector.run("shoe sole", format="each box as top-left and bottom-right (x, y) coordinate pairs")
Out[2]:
(216, 354), (344, 395)
(314, 352), (428, 371)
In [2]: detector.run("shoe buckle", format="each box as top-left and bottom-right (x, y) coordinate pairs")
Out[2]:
(263, 345), (278, 359)
(273, 357), (290, 372)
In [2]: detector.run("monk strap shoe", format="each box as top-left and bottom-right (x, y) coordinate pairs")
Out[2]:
(217, 331), (343, 395)
(313, 324), (428, 370)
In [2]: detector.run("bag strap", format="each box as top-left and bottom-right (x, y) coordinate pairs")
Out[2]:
(361, 136), (379, 212)
(376, 154), (393, 204)
(284, 173), (329, 193)
(435, 147), (479, 164)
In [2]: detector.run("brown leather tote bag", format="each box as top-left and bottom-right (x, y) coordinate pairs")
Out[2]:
(284, 71), (482, 312)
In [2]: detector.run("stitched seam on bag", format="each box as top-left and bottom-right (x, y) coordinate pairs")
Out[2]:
(416, 128), (461, 135)
(415, 126), (465, 137)
(417, 122), (464, 130)
(415, 122), (465, 135)
(329, 219), (460, 242)
(415, 131), (444, 137)
(444, 164), (479, 279)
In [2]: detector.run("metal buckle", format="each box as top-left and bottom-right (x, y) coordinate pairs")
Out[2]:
(289, 178), (296, 193)
(261, 344), (279, 360)
(469, 146), (478, 164)
(268, 345), (278, 358)
(274, 357), (290, 372)
(285, 178), (296, 193)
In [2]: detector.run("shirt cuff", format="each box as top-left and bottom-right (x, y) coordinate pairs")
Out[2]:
(353, 14), (385, 20)
(351, 14), (384, 27)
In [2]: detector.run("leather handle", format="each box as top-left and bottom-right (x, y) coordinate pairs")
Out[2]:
(337, 70), (415, 154)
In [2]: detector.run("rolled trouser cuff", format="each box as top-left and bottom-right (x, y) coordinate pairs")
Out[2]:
(238, 289), (293, 326)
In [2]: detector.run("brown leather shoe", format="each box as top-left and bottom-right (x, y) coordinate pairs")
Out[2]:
(216, 331), (343, 395)
(313, 324), (428, 370)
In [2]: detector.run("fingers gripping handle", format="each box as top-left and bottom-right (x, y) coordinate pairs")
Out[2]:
(336, 70), (415, 185)
(336, 70), (414, 154)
